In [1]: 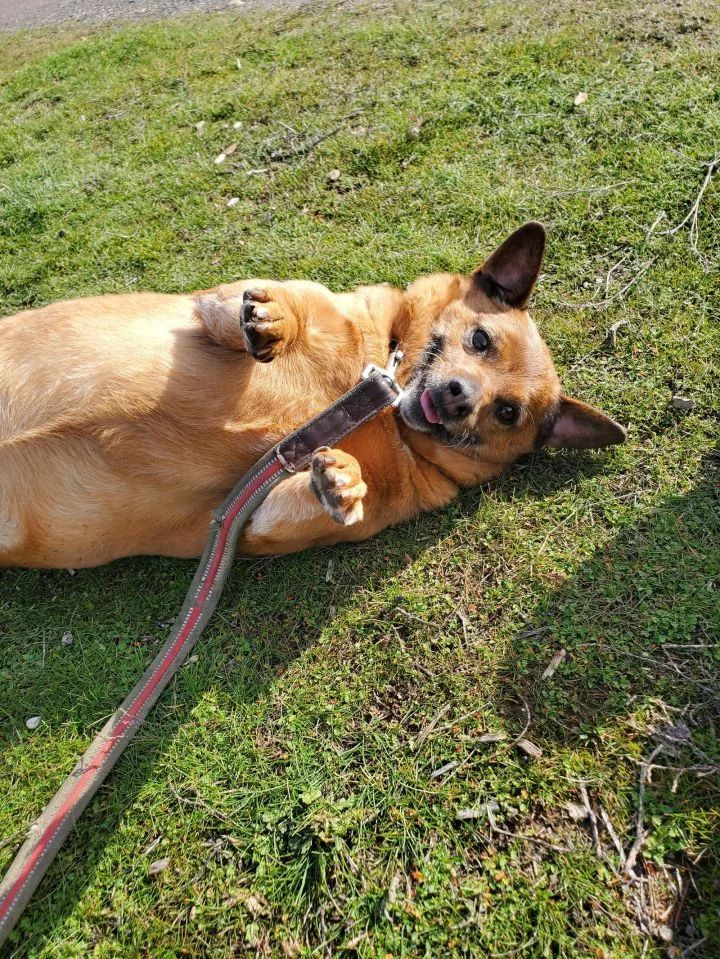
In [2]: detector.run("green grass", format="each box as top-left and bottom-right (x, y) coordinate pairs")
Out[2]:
(1, 1), (719, 955)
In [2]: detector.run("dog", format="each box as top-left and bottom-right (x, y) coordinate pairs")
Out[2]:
(0, 222), (625, 568)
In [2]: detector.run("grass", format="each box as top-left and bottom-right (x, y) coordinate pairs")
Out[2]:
(0, 0), (719, 955)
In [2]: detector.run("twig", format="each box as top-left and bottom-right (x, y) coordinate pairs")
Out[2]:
(681, 938), (708, 958)
(662, 643), (713, 649)
(663, 152), (720, 260)
(488, 934), (539, 957)
(579, 782), (602, 858)
(556, 258), (655, 311)
(638, 762), (720, 778)
(625, 744), (665, 875)
(268, 109), (362, 162)
(167, 781), (234, 823)
(511, 693), (532, 748)
(540, 179), (637, 198)
(605, 319), (630, 350)
(599, 807), (627, 867)
(489, 824), (571, 854)
(412, 703), (452, 751)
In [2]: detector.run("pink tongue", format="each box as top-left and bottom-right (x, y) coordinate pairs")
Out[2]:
(420, 388), (442, 424)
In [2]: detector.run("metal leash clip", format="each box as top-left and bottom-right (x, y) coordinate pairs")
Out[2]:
(361, 344), (405, 407)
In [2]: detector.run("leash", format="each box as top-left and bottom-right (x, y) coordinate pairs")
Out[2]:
(0, 351), (404, 947)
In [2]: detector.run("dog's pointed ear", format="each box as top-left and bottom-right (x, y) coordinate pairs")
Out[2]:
(474, 221), (546, 308)
(544, 395), (627, 450)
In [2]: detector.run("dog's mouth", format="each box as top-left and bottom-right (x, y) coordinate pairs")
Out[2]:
(419, 387), (442, 424)
(399, 381), (471, 441)
(396, 334), (481, 450)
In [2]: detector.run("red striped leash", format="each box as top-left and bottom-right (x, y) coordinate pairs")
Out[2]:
(0, 353), (404, 947)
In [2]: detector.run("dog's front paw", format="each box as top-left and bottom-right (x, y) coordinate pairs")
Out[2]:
(310, 447), (367, 526)
(241, 288), (290, 363)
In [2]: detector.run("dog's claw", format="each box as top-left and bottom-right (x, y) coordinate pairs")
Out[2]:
(243, 288), (269, 304)
(240, 288), (286, 362)
(310, 448), (366, 526)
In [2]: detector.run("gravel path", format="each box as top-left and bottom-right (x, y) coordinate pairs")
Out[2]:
(0, 0), (305, 31)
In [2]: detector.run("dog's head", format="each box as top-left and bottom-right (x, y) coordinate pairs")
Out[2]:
(399, 222), (626, 465)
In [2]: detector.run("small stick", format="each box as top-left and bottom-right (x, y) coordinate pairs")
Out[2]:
(557, 258), (655, 311)
(412, 703), (452, 751)
(665, 152), (720, 259)
(625, 744), (664, 875)
(167, 781), (234, 823)
(489, 824), (571, 854)
(579, 782), (602, 857)
(681, 938), (708, 958)
(598, 807), (626, 867)
(269, 109), (362, 162)
(511, 693), (532, 747)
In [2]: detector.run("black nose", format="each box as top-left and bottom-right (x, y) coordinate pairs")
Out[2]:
(437, 379), (476, 420)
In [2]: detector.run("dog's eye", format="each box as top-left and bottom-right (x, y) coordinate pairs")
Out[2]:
(497, 403), (519, 425)
(471, 328), (490, 352)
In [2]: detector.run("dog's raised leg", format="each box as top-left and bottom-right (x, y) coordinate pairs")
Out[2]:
(239, 287), (300, 363)
(309, 446), (367, 526)
(239, 445), (398, 555)
(196, 279), (350, 360)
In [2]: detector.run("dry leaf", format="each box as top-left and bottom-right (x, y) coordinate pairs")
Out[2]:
(25, 716), (41, 730)
(244, 893), (269, 917)
(280, 941), (301, 958)
(408, 117), (424, 138)
(574, 91), (588, 105)
(222, 893), (243, 909)
(565, 802), (589, 822)
(195, 121), (206, 136)
(148, 856), (170, 875)
(541, 648), (567, 680)
(224, 142), (238, 157)
(516, 738), (543, 759)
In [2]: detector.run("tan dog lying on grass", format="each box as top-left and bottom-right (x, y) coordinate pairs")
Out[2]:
(0, 223), (625, 568)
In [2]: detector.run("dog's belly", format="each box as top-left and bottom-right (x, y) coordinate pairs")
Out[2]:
(0, 298), (224, 565)
(0, 297), (352, 567)
(0, 436), (210, 567)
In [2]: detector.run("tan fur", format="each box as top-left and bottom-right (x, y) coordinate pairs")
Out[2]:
(0, 229), (624, 568)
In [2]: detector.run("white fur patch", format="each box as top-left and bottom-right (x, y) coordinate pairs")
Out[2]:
(247, 477), (319, 537)
(0, 499), (22, 551)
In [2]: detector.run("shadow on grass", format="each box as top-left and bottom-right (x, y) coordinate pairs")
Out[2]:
(2, 447), (718, 951)
(492, 446), (720, 952)
(0, 448), (605, 950)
